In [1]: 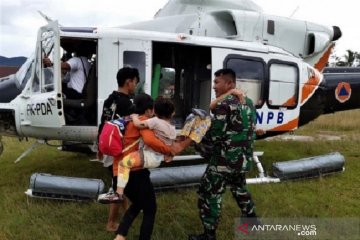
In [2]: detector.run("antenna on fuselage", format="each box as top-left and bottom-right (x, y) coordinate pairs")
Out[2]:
(289, 6), (300, 18)
(38, 10), (62, 26)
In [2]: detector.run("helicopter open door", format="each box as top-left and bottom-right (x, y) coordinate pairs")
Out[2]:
(20, 21), (65, 128)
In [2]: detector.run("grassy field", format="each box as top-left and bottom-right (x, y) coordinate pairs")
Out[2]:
(0, 110), (360, 240)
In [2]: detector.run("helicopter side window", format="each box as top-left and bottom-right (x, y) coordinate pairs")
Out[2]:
(268, 63), (298, 108)
(22, 61), (34, 90)
(124, 51), (145, 94)
(226, 57), (265, 106)
(32, 30), (55, 93)
(15, 55), (34, 90)
(153, 67), (176, 99)
(32, 53), (40, 93)
(42, 30), (55, 92)
(152, 66), (185, 128)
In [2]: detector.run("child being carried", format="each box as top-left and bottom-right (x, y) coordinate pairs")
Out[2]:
(116, 97), (177, 197)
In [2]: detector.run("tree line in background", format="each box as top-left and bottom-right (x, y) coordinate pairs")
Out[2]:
(329, 49), (360, 67)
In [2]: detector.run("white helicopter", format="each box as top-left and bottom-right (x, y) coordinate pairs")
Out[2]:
(1, 0), (357, 165)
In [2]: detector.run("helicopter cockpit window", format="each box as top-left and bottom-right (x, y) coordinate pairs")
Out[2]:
(268, 63), (298, 108)
(33, 30), (55, 93)
(32, 54), (40, 92)
(124, 51), (145, 94)
(15, 54), (34, 89)
(226, 58), (264, 106)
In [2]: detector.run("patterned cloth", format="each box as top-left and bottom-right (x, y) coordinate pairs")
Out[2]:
(197, 95), (257, 233)
(117, 142), (164, 188)
(117, 151), (143, 188)
(180, 110), (211, 143)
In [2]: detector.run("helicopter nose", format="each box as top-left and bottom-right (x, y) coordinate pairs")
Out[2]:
(332, 26), (342, 41)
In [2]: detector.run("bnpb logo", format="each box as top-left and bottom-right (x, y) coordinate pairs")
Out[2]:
(335, 82), (351, 103)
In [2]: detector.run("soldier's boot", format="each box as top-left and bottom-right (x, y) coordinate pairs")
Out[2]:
(241, 212), (262, 227)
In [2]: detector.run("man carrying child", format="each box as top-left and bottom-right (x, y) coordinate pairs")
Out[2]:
(116, 97), (177, 198)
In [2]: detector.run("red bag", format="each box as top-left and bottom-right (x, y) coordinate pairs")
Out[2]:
(98, 120), (124, 157)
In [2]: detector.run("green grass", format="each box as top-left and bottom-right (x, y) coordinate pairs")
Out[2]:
(296, 109), (360, 136)
(1, 110), (360, 239)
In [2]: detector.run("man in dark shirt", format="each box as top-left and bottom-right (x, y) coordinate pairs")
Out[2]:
(97, 67), (139, 232)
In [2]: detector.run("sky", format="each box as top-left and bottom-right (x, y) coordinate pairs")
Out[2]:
(0, 0), (359, 58)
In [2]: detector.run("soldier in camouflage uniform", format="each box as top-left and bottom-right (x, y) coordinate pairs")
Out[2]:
(189, 68), (257, 240)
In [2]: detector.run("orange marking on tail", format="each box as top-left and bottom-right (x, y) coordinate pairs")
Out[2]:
(315, 43), (334, 72)
(269, 118), (299, 132)
(300, 44), (334, 105)
(301, 67), (323, 104)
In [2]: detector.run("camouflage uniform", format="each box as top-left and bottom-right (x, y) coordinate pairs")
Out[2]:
(197, 94), (256, 233)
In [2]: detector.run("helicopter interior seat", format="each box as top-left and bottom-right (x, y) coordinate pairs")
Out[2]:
(63, 62), (97, 125)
